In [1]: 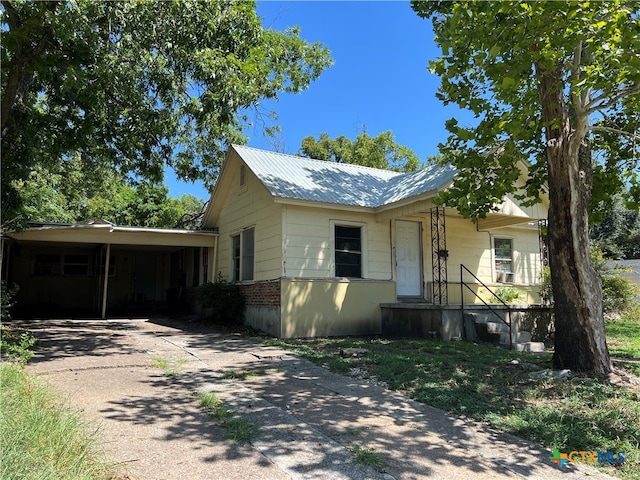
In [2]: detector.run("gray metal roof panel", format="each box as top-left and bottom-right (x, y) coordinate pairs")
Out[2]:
(232, 145), (455, 208)
(381, 163), (457, 205)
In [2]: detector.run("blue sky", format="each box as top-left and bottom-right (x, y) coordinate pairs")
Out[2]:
(168, 1), (474, 199)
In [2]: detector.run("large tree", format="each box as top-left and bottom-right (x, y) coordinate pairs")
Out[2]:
(13, 157), (206, 228)
(1, 0), (332, 226)
(300, 131), (421, 172)
(413, 1), (640, 375)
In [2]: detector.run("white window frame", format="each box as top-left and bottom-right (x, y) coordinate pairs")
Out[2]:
(231, 226), (255, 282)
(493, 236), (515, 283)
(331, 220), (367, 278)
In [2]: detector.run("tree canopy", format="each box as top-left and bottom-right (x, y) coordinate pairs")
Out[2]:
(299, 131), (421, 172)
(13, 157), (206, 229)
(413, 1), (639, 219)
(1, 0), (333, 226)
(413, 0), (640, 375)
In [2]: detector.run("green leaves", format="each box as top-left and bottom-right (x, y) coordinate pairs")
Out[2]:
(412, 0), (640, 218)
(300, 131), (421, 172)
(1, 0), (333, 223)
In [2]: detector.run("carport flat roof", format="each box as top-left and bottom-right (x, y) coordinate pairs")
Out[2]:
(4, 223), (218, 248)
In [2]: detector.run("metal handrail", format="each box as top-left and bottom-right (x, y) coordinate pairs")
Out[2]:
(460, 264), (512, 349)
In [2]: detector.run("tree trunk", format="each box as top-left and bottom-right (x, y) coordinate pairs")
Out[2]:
(537, 61), (612, 376)
(547, 142), (611, 375)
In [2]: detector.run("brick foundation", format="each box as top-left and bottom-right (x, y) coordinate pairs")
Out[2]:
(239, 279), (281, 307)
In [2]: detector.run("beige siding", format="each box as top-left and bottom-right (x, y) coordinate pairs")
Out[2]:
(214, 161), (283, 281)
(280, 278), (396, 338)
(431, 214), (541, 286)
(282, 205), (392, 280)
(492, 226), (542, 285)
(496, 193), (547, 219)
(444, 215), (493, 283)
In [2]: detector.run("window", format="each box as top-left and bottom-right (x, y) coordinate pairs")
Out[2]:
(240, 165), (246, 187)
(63, 254), (90, 276)
(494, 238), (513, 281)
(231, 227), (255, 281)
(94, 256), (116, 277)
(335, 225), (362, 278)
(232, 235), (241, 281)
(34, 254), (60, 276)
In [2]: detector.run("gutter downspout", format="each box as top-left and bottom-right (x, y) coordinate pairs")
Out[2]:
(101, 243), (111, 319)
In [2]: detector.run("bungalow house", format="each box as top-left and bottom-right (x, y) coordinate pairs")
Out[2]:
(201, 145), (549, 341)
(2, 145), (550, 346)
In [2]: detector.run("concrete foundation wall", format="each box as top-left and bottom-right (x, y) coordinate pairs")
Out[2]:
(381, 303), (554, 344)
(281, 278), (396, 338)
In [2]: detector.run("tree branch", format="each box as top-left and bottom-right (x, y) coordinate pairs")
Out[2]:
(585, 83), (640, 114)
(590, 125), (640, 140)
(570, 41), (584, 113)
(1, 1), (61, 138)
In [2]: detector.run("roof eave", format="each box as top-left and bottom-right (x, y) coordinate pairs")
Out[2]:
(6, 225), (218, 248)
(272, 197), (376, 213)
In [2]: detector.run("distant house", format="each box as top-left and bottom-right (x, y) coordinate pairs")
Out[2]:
(200, 145), (549, 338)
(2, 145), (549, 340)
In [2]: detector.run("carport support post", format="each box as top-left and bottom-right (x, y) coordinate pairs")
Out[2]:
(101, 244), (111, 319)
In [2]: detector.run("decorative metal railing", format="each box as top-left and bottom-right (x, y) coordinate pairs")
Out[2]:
(430, 206), (448, 304)
(460, 264), (513, 350)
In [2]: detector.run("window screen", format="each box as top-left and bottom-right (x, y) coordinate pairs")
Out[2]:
(335, 225), (362, 278)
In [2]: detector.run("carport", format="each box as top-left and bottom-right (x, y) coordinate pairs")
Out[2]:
(1, 220), (218, 318)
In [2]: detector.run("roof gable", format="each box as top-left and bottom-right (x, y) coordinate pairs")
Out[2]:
(231, 145), (456, 208)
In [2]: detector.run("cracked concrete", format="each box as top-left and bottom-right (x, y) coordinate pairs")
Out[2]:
(20, 317), (617, 480)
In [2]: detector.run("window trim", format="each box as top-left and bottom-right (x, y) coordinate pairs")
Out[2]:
(34, 254), (61, 276)
(331, 220), (367, 278)
(231, 226), (255, 282)
(493, 236), (515, 282)
(34, 252), (116, 277)
(240, 164), (246, 187)
(94, 255), (116, 277)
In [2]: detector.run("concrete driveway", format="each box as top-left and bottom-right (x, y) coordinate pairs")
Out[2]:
(20, 317), (614, 480)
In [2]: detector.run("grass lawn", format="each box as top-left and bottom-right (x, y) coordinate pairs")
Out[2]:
(606, 319), (640, 360)
(258, 320), (640, 480)
(0, 362), (118, 480)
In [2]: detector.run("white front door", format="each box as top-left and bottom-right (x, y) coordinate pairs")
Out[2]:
(396, 220), (422, 297)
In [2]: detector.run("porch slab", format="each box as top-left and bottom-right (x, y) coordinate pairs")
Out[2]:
(380, 303), (554, 346)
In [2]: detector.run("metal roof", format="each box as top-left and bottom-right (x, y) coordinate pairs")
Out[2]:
(232, 145), (456, 208)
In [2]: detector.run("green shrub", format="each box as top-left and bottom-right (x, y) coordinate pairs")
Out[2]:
(1, 281), (18, 321)
(539, 266), (553, 305)
(196, 276), (246, 325)
(601, 273), (638, 316)
(494, 286), (524, 303)
(0, 325), (36, 365)
(592, 247), (639, 317)
(539, 248), (639, 316)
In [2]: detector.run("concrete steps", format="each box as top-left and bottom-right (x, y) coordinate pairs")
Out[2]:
(464, 312), (546, 352)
